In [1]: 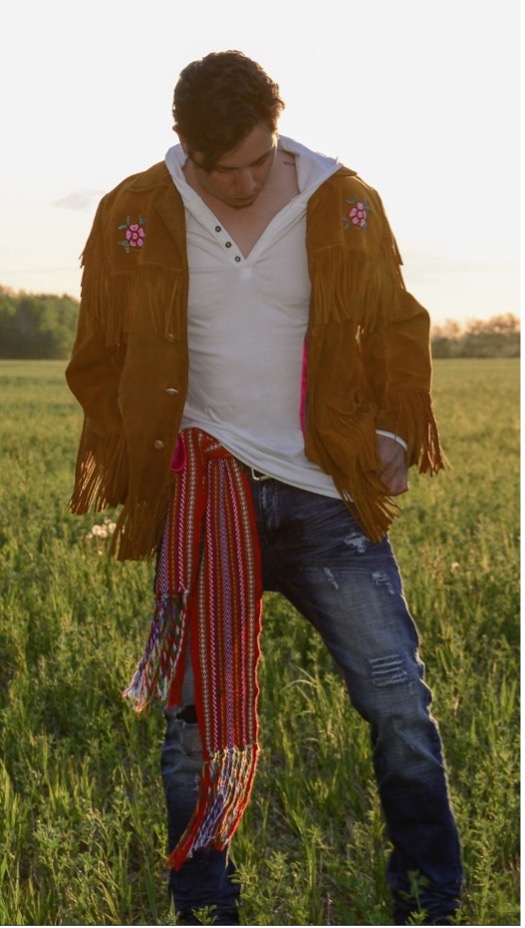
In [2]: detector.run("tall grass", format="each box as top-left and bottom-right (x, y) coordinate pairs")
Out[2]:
(0, 359), (519, 926)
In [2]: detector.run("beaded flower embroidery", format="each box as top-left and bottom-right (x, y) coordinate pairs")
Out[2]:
(118, 215), (146, 252)
(343, 198), (370, 231)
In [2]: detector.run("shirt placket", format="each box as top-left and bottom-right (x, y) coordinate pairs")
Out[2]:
(211, 222), (244, 266)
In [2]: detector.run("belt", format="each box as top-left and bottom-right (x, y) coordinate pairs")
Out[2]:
(236, 459), (272, 482)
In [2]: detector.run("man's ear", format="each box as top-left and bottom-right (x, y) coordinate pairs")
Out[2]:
(174, 128), (188, 154)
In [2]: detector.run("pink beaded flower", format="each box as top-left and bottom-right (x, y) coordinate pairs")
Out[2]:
(118, 215), (146, 252)
(343, 198), (370, 231)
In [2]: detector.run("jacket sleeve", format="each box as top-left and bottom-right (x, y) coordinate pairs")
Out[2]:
(357, 204), (445, 473)
(65, 200), (129, 512)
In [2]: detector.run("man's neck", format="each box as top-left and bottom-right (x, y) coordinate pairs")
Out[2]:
(184, 148), (300, 257)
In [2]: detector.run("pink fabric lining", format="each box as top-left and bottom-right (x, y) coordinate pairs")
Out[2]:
(300, 338), (308, 438)
(170, 436), (186, 472)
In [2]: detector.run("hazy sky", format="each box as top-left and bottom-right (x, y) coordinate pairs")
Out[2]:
(0, 0), (520, 326)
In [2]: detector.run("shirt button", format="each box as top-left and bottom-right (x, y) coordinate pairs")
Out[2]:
(215, 225), (221, 232)
(235, 255), (241, 262)
(154, 440), (166, 450)
(225, 241), (232, 248)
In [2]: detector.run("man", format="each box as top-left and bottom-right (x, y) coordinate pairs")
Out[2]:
(66, 51), (462, 926)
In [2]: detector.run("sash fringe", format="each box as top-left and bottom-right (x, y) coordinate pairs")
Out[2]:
(122, 594), (188, 711)
(167, 745), (259, 870)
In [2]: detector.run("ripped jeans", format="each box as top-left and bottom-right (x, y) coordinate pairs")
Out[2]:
(161, 478), (462, 924)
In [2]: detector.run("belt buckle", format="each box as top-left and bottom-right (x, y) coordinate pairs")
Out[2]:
(249, 466), (271, 482)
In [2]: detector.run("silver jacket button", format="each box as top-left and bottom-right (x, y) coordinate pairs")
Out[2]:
(165, 332), (176, 342)
(165, 387), (179, 395)
(154, 439), (166, 450)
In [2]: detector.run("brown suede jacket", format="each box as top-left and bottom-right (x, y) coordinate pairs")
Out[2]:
(66, 162), (445, 559)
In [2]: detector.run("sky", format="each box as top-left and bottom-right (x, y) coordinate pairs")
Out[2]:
(0, 0), (520, 327)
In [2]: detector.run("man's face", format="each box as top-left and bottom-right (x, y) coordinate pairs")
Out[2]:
(183, 123), (277, 210)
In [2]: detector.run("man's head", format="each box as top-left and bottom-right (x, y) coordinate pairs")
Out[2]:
(172, 51), (285, 172)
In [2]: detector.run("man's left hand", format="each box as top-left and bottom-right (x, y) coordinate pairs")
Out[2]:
(377, 434), (409, 496)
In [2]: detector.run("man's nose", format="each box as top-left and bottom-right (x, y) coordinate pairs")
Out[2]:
(233, 169), (256, 194)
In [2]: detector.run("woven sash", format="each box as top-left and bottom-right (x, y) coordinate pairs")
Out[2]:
(123, 428), (263, 869)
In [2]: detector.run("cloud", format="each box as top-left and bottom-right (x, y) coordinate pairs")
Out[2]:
(53, 190), (102, 210)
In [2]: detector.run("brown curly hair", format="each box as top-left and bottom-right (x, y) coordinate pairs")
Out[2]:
(172, 51), (285, 171)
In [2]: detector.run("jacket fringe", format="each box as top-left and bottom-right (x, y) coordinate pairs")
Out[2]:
(342, 486), (400, 545)
(69, 427), (128, 513)
(413, 396), (447, 475)
(80, 195), (188, 349)
(69, 422), (170, 560)
(307, 387), (445, 542)
(308, 242), (405, 330)
(109, 490), (171, 561)
(306, 400), (397, 542)
(381, 388), (447, 474)
(80, 260), (188, 348)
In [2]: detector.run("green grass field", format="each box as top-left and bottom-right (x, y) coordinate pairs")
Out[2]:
(0, 358), (519, 926)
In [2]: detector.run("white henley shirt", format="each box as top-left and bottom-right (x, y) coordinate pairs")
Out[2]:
(164, 137), (404, 497)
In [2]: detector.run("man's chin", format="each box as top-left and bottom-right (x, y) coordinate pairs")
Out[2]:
(228, 194), (260, 210)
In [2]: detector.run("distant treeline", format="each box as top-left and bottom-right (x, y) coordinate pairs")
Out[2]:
(0, 285), (520, 360)
(0, 286), (79, 360)
(431, 313), (520, 358)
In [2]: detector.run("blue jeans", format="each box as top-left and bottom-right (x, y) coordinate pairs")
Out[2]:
(161, 478), (462, 924)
